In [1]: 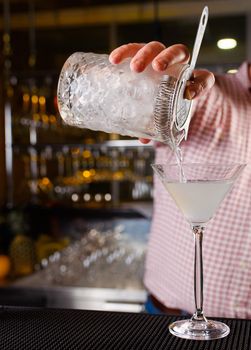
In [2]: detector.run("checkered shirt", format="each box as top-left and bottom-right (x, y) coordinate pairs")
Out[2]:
(144, 62), (251, 319)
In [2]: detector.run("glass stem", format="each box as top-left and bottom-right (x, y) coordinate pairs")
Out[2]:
(192, 224), (207, 322)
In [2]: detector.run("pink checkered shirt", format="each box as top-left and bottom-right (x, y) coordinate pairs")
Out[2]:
(144, 62), (251, 319)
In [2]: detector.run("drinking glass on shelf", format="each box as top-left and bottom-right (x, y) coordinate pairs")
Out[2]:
(152, 162), (245, 340)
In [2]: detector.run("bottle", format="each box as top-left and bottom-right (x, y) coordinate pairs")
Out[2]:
(9, 233), (35, 277)
(57, 52), (193, 149)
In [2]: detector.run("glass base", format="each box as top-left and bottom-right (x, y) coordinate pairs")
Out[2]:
(169, 319), (230, 340)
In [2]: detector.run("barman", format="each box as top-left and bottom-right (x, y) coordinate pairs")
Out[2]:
(110, 41), (251, 318)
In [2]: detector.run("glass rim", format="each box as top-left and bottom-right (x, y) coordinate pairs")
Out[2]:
(151, 162), (247, 182)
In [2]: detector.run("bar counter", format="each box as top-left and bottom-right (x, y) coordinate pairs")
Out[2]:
(0, 307), (250, 349)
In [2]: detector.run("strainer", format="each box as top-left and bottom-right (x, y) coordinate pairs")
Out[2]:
(154, 6), (209, 148)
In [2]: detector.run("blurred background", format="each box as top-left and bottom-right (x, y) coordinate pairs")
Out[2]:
(0, 0), (250, 312)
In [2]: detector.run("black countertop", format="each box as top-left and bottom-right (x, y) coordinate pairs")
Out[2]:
(0, 307), (250, 349)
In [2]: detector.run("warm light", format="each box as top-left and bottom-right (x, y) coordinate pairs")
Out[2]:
(23, 93), (30, 103)
(217, 38), (237, 50)
(113, 171), (124, 180)
(39, 96), (46, 105)
(49, 115), (57, 124)
(227, 69), (237, 74)
(31, 95), (39, 104)
(82, 170), (91, 178)
(83, 150), (91, 159)
(41, 177), (50, 186)
(33, 113), (40, 122)
(71, 148), (80, 155)
(42, 114), (49, 123)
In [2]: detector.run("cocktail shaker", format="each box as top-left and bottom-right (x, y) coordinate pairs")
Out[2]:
(57, 7), (208, 149)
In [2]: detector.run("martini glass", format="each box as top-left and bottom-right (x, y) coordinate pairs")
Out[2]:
(151, 162), (245, 340)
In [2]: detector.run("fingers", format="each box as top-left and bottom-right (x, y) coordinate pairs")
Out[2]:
(109, 43), (146, 64)
(110, 41), (166, 72)
(152, 44), (190, 72)
(129, 41), (166, 72)
(185, 69), (215, 100)
(109, 42), (190, 73)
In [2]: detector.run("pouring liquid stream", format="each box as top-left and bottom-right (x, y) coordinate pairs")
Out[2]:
(174, 146), (187, 183)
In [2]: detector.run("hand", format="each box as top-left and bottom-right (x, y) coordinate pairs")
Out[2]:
(109, 41), (215, 144)
(109, 41), (214, 98)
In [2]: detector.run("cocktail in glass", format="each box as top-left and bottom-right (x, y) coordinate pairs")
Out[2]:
(151, 162), (245, 340)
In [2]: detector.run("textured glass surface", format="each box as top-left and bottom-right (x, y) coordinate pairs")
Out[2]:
(57, 52), (188, 145)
